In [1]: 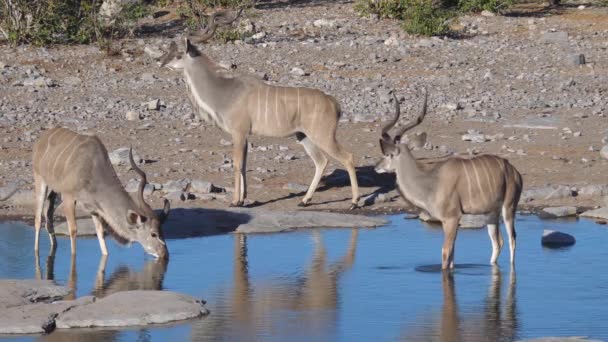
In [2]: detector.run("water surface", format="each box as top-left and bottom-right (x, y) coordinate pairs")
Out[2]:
(0, 215), (606, 341)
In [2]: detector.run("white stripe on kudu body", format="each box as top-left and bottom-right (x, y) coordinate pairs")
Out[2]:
(162, 38), (359, 209)
(375, 91), (523, 270)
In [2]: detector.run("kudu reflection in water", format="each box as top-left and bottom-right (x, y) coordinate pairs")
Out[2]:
(194, 229), (358, 340)
(402, 268), (518, 342)
(34, 253), (168, 341)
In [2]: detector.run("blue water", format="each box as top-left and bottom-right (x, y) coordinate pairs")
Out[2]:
(0, 214), (607, 341)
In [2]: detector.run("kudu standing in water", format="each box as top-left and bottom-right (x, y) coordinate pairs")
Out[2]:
(32, 127), (170, 259)
(160, 10), (359, 209)
(375, 91), (523, 269)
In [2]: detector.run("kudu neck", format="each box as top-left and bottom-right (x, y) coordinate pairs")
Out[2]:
(96, 186), (139, 241)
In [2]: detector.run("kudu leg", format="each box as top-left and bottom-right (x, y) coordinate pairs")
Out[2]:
(318, 140), (359, 209)
(92, 214), (108, 255)
(62, 195), (78, 254)
(502, 206), (517, 266)
(298, 135), (328, 206)
(44, 191), (57, 252)
(33, 175), (48, 252)
(487, 219), (503, 265)
(230, 135), (248, 207)
(441, 218), (459, 270)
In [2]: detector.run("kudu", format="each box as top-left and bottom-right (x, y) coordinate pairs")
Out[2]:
(160, 11), (360, 209)
(375, 91), (523, 269)
(32, 127), (170, 259)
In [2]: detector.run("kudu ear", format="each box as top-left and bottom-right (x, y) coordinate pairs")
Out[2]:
(127, 210), (148, 226)
(380, 139), (399, 156)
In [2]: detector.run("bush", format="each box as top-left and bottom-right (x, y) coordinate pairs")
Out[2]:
(402, 0), (453, 36)
(458, 0), (513, 13)
(355, 0), (512, 36)
(0, 0), (101, 45)
(0, 0), (155, 45)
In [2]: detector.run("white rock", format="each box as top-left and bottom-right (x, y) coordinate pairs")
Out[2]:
(481, 10), (495, 16)
(600, 145), (608, 160)
(146, 99), (160, 111)
(108, 147), (141, 166)
(125, 110), (141, 121)
(539, 206), (578, 218)
(144, 46), (164, 59)
(313, 18), (336, 28)
(290, 67), (307, 76)
(252, 32), (266, 40)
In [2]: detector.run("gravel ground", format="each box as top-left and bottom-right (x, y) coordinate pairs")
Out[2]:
(0, 1), (607, 218)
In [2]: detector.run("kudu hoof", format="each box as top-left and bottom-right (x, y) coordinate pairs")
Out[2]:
(298, 201), (309, 207)
(229, 201), (244, 208)
(349, 203), (358, 210)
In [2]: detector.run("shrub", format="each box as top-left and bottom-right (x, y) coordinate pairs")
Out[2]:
(458, 0), (513, 13)
(0, 0), (156, 45)
(402, 0), (454, 36)
(0, 0), (102, 45)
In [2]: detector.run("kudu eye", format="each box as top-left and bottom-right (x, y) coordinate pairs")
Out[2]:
(151, 233), (158, 238)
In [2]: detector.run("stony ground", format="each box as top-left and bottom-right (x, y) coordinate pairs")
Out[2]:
(1, 1), (607, 219)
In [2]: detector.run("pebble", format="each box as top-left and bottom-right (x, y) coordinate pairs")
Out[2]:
(125, 111), (141, 121)
(146, 99), (161, 111)
(108, 148), (142, 166)
(600, 145), (608, 160)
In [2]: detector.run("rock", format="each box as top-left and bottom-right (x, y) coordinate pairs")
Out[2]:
(22, 76), (55, 87)
(63, 76), (82, 86)
(541, 31), (568, 45)
(163, 179), (191, 193)
(146, 99), (160, 111)
(580, 207), (608, 220)
(539, 206), (578, 219)
(140, 72), (156, 82)
(0, 182), (18, 201)
(358, 192), (389, 206)
(313, 18), (336, 28)
(283, 182), (309, 192)
(55, 291), (208, 328)
(220, 138), (232, 146)
(165, 191), (187, 202)
(290, 67), (308, 76)
(571, 54), (586, 66)
(600, 145), (608, 160)
(125, 110), (141, 121)
(517, 337), (602, 342)
(0, 296), (94, 334)
(252, 32), (266, 40)
(460, 214), (494, 228)
(144, 46), (164, 59)
(190, 180), (217, 194)
(419, 212), (494, 228)
(159, 208), (387, 237)
(384, 36), (400, 46)
(462, 129), (489, 143)
(481, 10), (495, 16)
(2, 189), (35, 208)
(99, 0), (137, 20)
(578, 185), (608, 197)
(521, 185), (572, 202)
(108, 147), (142, 166)
(541, 230), (575, 247)
(0, 280), (71, 308)
(56, 218), (96, 236)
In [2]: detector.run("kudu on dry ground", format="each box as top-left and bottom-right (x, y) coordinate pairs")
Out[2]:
(375, 91), (523, 269)
(32, 127), (170, 259)
(160, 10), (359, 209)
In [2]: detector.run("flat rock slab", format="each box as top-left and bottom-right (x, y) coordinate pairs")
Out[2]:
(580, 207), (608, 220)
(521, 185), (573, 203)
(55, 290), (208, 328)
(539, 206), (578, 219)
(542, 230), (575, 248)
(0, 296), (94, 334)
(54, 208), (388, 237)
(0, 279), (71, 308)
(418, 211), (493, 229)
